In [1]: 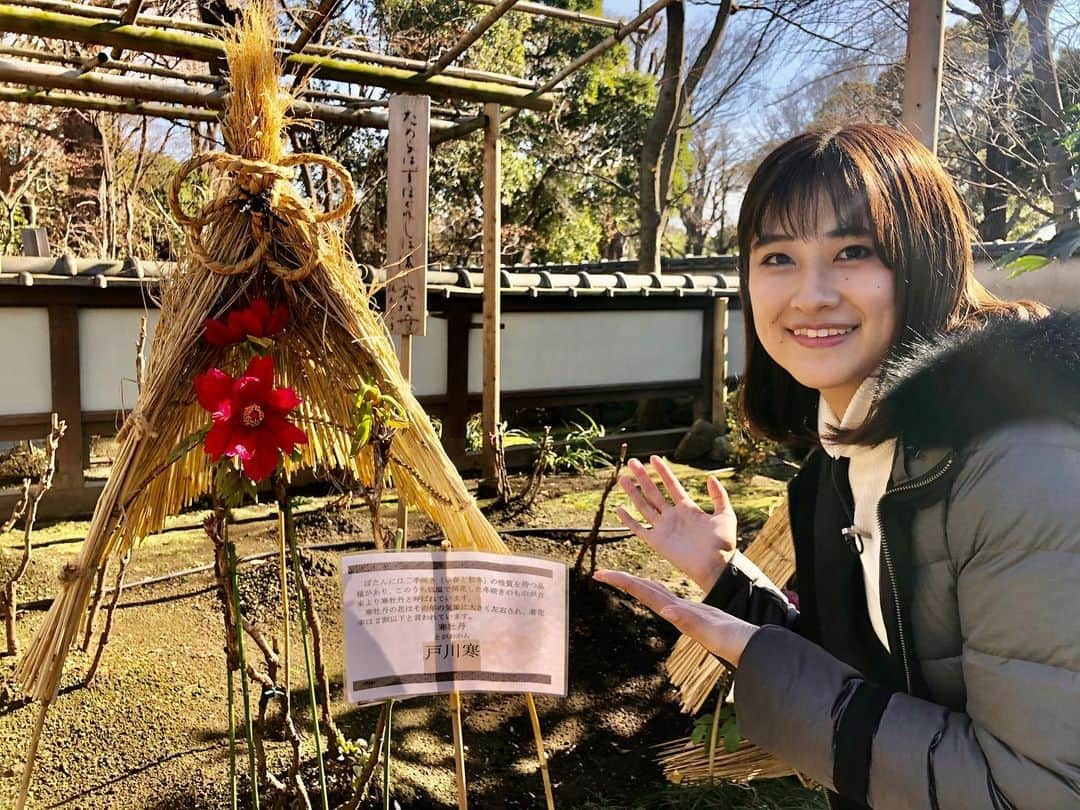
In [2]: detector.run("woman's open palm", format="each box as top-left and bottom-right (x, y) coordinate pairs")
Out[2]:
(616, 456), (737, 593)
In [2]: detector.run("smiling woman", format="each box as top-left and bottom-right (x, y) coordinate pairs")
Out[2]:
(596, 124), (1080, 810)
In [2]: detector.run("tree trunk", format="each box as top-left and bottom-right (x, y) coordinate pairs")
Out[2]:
(638, 2), (685, 275)
(638, 0), (733, 273)
(1022, 0), (1073, 222)
(978, 1), (1010, 241)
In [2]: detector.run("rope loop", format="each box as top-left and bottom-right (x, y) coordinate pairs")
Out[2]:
(166, 149), (356, 281)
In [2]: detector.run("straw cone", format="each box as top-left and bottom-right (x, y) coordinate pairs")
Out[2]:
(17, 0), (504, 705)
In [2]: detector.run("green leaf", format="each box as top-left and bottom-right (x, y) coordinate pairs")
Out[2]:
(723, 721), (741, 753)
(352, 399), (374, 451)
(168, 425), (210, 466)
(215, 463), (256, 508)
(1004, 254), (1052, 278)
(690, 713), (712, 745)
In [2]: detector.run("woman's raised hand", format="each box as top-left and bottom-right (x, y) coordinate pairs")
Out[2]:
(616, 456), (737, 593)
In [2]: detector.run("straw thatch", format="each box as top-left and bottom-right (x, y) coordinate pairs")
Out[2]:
(658, 498), (796, 784)
(655, 737), (796, 784)
(665, 501), (794, 714)
(17, 0), (506, 705)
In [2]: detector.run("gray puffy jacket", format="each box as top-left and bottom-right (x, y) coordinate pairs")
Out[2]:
(723, 313), (1080, 809)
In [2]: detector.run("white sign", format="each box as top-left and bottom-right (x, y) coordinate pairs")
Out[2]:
(341, 550), (568, 705)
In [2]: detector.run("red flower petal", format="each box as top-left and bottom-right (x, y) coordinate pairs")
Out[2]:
(268, 386), (302, 413)
(204, 421), (232, 460)
(264, 414), (308, 454)
(232, 306), (264, 339)
(266, 304), (289, 336)
(242, 444), (280, 482)
(203, 318), (234, 347)
(194, 368), (234, 412)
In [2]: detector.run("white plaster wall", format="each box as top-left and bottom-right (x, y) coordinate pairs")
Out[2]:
(391, 316), (447, 397)
(975, 257), (1080, 309)
(79, 308), (160, 412)
(467, 310), (704, 394)
(0, 308), (52, 414)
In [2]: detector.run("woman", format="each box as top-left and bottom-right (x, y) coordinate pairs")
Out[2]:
(595, 124), (1080, 809)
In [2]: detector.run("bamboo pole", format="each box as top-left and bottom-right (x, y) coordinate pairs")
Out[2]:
(417, 0), (521, 79)
(0, 4), (555, 110)
(432, 0), (677, 145)
(6, 0), (537, 90)
(9, 0), (218, 35)
(466, 0), (622, 29)
(0, 85), (219, 122)
(108, 0), (144, 60)
(901, 0), (946, 153)
(0, 57), (463, 130)
(0, 43), (222, 84)
(481, 102), (501, 484)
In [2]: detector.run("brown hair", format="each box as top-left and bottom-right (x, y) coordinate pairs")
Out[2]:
(736, 124), (1046, 448)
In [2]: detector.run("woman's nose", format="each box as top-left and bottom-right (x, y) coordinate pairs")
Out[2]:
(789, 263), (840, 312)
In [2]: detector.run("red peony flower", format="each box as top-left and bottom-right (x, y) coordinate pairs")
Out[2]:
(193, 356), (307, 481)
(204, 298), (289, 347)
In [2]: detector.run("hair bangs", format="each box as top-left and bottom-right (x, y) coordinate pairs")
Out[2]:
(749, 145), (874, 248)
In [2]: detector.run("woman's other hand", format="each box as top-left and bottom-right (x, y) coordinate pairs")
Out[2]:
(616, 455), (737, 593)
(592, 569), (758, 667)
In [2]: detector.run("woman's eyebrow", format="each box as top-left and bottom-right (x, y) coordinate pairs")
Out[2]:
(825, 225), (872, 238)
(751, 232), (795, 248)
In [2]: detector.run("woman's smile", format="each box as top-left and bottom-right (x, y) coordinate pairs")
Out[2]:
(787, 323), (859, 348)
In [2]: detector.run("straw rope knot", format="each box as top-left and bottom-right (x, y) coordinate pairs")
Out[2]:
(117, 409), (159, 443)
(167, 150), (357, 283)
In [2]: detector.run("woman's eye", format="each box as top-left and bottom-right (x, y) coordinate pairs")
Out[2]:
(761, 252), (792, 266)
(837, 244), (873, 260)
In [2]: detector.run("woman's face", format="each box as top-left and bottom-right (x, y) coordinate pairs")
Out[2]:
(747, 200), (896, 415)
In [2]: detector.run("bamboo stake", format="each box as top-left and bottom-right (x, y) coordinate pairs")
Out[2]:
(449, 691), (468, 810)
(525, 693), (555, 810)
(14, 698), (48, 810)
(0, 5), (556, 110)
(276, 490), (292, 758)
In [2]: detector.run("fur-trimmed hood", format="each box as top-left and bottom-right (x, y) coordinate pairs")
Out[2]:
(865, 310), (1080, 450)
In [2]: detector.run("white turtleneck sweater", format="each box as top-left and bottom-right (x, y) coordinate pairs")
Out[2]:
(818, 376), (896, 652)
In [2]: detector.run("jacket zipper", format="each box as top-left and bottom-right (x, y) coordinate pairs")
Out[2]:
(875, 456), (954, 694)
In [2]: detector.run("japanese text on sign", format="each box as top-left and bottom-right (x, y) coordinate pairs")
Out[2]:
(341, 551), (568, 704)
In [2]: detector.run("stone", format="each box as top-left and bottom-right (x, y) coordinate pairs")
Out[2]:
(674, 419), (721, 461)
(710, 434), (734, 463)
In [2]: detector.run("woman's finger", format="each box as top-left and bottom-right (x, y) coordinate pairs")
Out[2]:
(626, 457), (667, 512)
(593, 569), (680, 615)
(707, 475), (733, 515)
(620, 477), (661, 523)
(651, 455), (690, 503)
(615, 506), (652, 542)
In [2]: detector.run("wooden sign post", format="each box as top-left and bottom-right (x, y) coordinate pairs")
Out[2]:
(386, 93), (431, 538)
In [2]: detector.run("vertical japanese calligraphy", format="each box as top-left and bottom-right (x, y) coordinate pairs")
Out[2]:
(386, 94), (431, 336)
